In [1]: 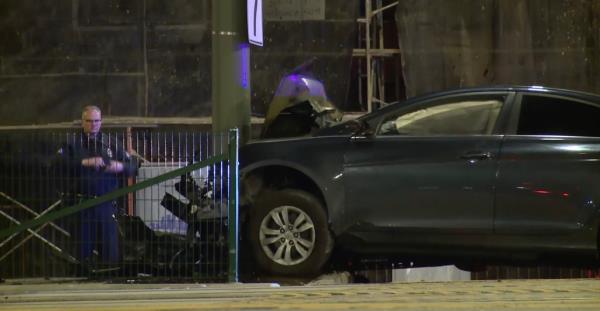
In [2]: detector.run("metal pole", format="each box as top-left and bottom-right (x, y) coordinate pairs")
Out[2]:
(212, 0), (251, 145)
(366, 0), (373, 112)
(126, 127), (134, 216)
(376, 0), (385, 105)
(227, 129), (239, 282)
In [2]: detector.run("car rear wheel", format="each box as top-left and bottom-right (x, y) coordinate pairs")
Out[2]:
(248, 189), (333, 276)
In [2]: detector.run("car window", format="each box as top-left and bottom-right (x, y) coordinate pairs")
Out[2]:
(378, 98), (503, 136)
(517, 95), (600, 137)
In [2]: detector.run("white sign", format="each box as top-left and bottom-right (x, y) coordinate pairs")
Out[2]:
(264, 0), (325, 21)
(248, 0), (264, 46)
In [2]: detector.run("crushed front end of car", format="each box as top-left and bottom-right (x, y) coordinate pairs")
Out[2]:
(261, 74), (343, 138)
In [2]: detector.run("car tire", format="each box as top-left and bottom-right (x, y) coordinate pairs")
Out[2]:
(248, 189), (333, 276)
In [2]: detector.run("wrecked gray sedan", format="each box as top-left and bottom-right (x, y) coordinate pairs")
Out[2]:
(240, 86), (600, 277)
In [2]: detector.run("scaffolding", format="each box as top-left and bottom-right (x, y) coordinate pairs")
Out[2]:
(353, 0), (403, 112)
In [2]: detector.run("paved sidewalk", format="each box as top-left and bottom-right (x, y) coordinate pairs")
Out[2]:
(1, 278), (599, 310)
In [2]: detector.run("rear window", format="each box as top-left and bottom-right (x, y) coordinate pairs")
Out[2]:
(517, 95), (600, 137)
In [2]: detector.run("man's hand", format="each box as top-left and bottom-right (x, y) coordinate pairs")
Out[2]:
(81, 157), (106, 171)
(104, 160), (124, 173)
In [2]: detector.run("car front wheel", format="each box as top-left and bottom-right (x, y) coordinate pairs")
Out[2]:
(248, 189), (333, 276)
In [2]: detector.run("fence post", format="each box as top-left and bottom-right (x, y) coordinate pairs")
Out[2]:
(227, 128), (239, 282)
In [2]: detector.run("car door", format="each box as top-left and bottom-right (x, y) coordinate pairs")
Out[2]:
(343, 92), (513, 245)
(495, 92), (600, 239)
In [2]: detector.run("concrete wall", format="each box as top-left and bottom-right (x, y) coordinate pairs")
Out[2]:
(396, 0), (600, 97)
(0, 0), (357, 125)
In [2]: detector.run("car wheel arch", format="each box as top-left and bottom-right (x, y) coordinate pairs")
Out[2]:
(241, 164), (329, 217)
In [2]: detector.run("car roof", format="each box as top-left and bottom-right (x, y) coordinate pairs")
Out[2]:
(438, 85), (600, 98)
(369, 85), (600, 117)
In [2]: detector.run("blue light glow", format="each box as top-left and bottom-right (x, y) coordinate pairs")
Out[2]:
(239, 43), (250, 89)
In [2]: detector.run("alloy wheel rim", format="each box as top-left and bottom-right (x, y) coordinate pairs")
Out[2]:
(259, 205), (316, 266)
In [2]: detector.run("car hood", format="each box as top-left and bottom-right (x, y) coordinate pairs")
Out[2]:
(240, 135), (349, 168)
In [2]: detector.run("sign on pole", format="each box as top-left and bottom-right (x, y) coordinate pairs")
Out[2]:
(247, 0), (264, 46)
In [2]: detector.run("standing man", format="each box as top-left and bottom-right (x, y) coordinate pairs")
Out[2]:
(57, 105), (137, 266)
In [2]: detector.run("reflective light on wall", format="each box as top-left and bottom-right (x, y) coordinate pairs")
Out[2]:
(239, 43), (250, 89)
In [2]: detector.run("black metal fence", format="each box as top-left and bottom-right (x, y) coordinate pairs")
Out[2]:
(0, 129), (238, 282)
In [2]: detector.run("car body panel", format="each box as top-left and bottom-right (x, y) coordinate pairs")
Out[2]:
(344, 135), (501, 234)
(240, 136), (349, 232)
(495, 135), (600, 235)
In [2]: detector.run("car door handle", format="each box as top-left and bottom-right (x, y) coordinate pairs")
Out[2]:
(460, 151), (492, 161)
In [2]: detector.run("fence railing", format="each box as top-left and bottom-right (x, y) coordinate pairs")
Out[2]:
(0, 129), (238, 282)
